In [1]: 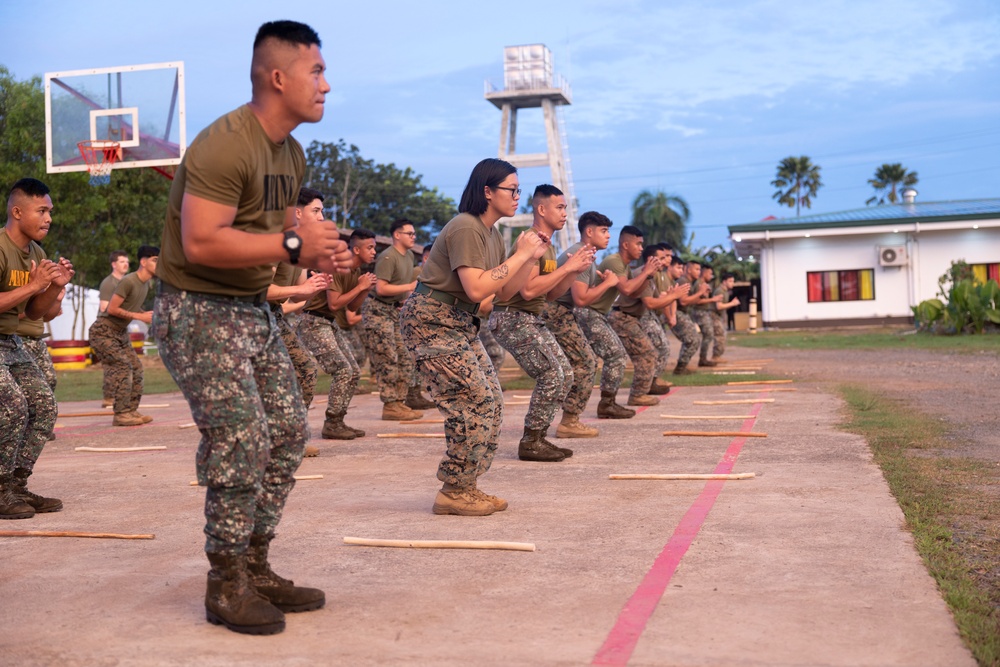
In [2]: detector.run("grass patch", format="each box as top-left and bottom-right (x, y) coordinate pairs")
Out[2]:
(732, 328), (1000, 352)
(55, 363), (179, 403)
(495, 365), (781, 392)
(839, 385), (1000, 665)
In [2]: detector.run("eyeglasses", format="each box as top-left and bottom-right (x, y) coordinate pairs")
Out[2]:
(397, 231), (416, 237)
(494, 186), (521, 197)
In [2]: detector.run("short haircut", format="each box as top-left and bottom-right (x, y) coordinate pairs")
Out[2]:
(578, 211), (612, 235)
(532, 184), (563, 204)
(349, 228), (376, 247)
(670, 255), (685, 267)
(297, 186), (324, 207)
(702, 265), (714, 274)
(620, 225), (644, 240)
(658, 242), (674, 253)
(459, 158), (517, 216)
(686, 258), (703, 267)
(721, 272), (736, 281)
(7, 177), (50, 203)
(641, 244), (662, 262)
(109, 250), (128, 264)
(253, 20), (321, 50)
(423, 240), (434, 254)
(137, 245), (160, 261)
(390, 218), (415, 235)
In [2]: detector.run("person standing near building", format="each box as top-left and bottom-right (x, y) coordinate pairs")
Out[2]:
(154, 21), (352, 635)
(0, 177), (74, 519)
(712, 271), (741, 361)
(98, 250), (129, 407)
(638, 243), (688, 394)
(668, 256), (703, 375)
(683, 260), (722, 368)
(488, 184), (595, 462)
(400, 158), (548, 516)
(89, 245), (159, 426)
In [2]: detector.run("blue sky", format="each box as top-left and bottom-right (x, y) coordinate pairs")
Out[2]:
(3, 0), (998, 250)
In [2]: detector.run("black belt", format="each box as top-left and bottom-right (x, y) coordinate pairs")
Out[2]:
(414, 282), (479, 315)
(304, 310), (338, 323)
(491, 305), (517, 313)
(373, 297), (403, 309)
(612, 307), (639, 318)
(158, 280), (266, 305)
(0, 333), (14, 340)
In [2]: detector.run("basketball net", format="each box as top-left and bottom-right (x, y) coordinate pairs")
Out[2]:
(77, 140), (121, 186)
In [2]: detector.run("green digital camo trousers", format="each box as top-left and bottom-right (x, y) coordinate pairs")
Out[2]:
(0, 335), (57, 481)
(478, 325), (506, 372)
(360, 298), (412, 404)
(608, 310), (657, 399)
(274, 309), (318, 409)
(400, 292), (502, 489)
(488, 309), (572, 431)
(712, 313), (727, 358)
(88, 317), (143, 415)
(573, 306), (627, 395)
(295, 313), (360, 422)
(671, 310), (702, 369)
(690, 309), (716, 363)
(20, 336), (56, 391)
(540, 301), (597, 416)
(344, 326), (367, 368)
(153, 293), (307, 556)
(640, 311), (672, 379)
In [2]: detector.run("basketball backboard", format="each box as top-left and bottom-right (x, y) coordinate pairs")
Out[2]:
(44, 62), (186, 174)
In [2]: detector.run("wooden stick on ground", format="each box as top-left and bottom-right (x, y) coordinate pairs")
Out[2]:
(75, 446), (167, 452)
(711, 371), (757, 376)
(663, 430), (767, 437)
(190, 474), (324, 486)
(138, 403), (171, 409)
(609, 473), (756, 481)
(343, 536), (535, 552)
(724, 388), (797, 394)
(0, 530), (155, 540)
(694, 399), (775, 405)
(719, 359), (773, 364)
(58, 411), (115, 418)
(661, 414), (754, 420)
(726, 379), (794, 386)
(505, 401), (529, 406)
(178, 422), (198, 429)
(376, 433), (446, 439)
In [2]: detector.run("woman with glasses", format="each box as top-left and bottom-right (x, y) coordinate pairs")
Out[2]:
(400, 158), (549, 516)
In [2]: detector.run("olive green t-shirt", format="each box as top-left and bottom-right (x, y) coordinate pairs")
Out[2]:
(417, 213), (505, 302)
(100, 272), (152, 331)
(305, 266), (361, 327)
(612, 260), (652, 318)
(591, 253), (629, 315)
(99, 273), (121, 308)
(0, 229), (47, 335)
(712, 284), (730, 316)
(555, 241), (593, 309)
(267, 262), (301, 306)
(691, 278), (713, 311)
(159, 104), (305, 297)
(496, 232), (557, 315)
(16, 316), (44, 338)
(374, 246), (415, 304)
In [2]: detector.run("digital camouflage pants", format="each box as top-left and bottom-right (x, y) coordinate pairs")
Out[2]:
(573, 306), (627, 395)
(401, 292), (502, 489)
(274, 308), (318, 409)
(671, 310), (702, 370)
(690, 309), (716, 363)
(640, 311), (672, 380)
(712, 312), (727, 358)
(153, 292), (307, 556)
(540, 301), (597, 416)
(361, 298), (412, 404)
(88, 317), (142, 415)
(20, 336), (56, 391)
(0, 335), (57, 482)
(608, 310), (656, 399)
(488, 309), (572, 431)
(478, 325), (506, 372)
(296, 313), (360, 422)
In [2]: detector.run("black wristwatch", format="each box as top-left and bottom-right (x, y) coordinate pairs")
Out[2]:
(283, 230), (302, 265)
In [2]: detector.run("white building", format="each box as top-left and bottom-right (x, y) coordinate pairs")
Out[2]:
(729, 198), (1000, 328)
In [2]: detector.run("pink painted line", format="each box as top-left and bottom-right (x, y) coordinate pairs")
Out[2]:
(592, 400), (765, 665)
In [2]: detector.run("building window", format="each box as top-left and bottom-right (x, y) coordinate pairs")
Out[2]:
(970, 262), (1000, 284)
(807, 269), (875, 303)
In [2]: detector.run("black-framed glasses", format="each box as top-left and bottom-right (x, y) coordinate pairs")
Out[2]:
(495, 186), (521, 197)
(397, 231), (416, 237)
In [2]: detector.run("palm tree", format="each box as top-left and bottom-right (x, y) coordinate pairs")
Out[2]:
(771, 156), (822, 216)
(630, 189), (690, 249)
(866, 163), (918, 205)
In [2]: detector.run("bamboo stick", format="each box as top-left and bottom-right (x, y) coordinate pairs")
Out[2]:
(661, 414), (754, 420)
(609, 473), (756, 481)
(726, 380), (794, 386)
(138, 403), (171, 408)
(343, 536), (535, 552)
(505, 401), (529, 406)
(58, 411), (115, 418)
(178, 422), (198, 429)
(0, 530), (154, 540)
(75, 446), (167, 452)
(663, 431), (767, 437)
(694, 399), (775, 405)
(724, 388), (797, 394)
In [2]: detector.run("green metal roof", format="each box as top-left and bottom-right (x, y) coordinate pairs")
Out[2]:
(728, 198), (1000, 234)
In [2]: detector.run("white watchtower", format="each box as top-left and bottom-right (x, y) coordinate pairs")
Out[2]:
(485, 44), (579, 251)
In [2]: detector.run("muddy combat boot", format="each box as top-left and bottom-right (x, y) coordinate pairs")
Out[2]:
(247, 535), (325, 613)
(597, 392), (636, 419)
(12, 469), (62, 513)
(627, 394), (660, 407)
(205, 553), (286, 635)
(518, 428), (566, 462)
(381, 401), (422, 421)
(541, 434), (573, 458)
(0, 478), (35, 520)
(648, 378), (673, 395)
(113, 412), (145, 427)
(405, 386), (436, 411)
(555, 412), (599, 439)
(432, 483), (497, 516)
(321, 417), (357, 440)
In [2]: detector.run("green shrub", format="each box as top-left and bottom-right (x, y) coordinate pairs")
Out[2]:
(913, 260), (1000, 334)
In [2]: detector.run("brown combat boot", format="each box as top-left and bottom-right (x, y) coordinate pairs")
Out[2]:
(112, 412), (145, 427)
(321, 419), (357, 440)
(597, 392), (636, 419)
(12, 469), (62, 513)
(129, 411), (154, 424)
(205, 552), (285, 635)
(697, 359), (718, 367)
(627, 394), (660, 407)
(673, 365), (696, 376)
(518, 428), (566, 462)
(432, 484), (497, 516)
(405, 386), (436, 411)
(381, 401), (422, 421)
(0, 478), (35, 520)
(648, 378), (673, 395)
(247, 535), (325, 613)
(555, 412), (599, 438)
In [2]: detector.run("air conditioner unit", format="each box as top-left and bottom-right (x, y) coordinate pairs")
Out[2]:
(878, 245), (908, 267)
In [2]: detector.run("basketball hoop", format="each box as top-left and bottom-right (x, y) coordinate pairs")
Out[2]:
(77, 140), (121, 186)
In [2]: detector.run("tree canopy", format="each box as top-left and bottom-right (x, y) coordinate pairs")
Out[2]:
(630, 189), (689, 249)
(771, 156), (822, 216)
(866, 163), (918, 206)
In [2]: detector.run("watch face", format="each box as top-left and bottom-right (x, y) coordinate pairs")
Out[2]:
(286, 236), (301, 250)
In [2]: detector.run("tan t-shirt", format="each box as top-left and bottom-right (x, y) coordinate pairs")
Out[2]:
(612, 260), (652, 318)
(496, 233), (557, 315)
(591, 253), (629, 315)
(100, 272), (152, 330)
(417, 213), (505, 302)
(0, 229), (47, 335)
(555, 242), (593, 309)
(16, 316), (44, 338)
(374, 246), (415, 304)
(159, 104), (305, 297)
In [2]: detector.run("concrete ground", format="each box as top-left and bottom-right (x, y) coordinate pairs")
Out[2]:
(0, 354), (976, 666)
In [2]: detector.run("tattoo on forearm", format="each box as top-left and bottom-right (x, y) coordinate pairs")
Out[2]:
(491, 264), (510, 281)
